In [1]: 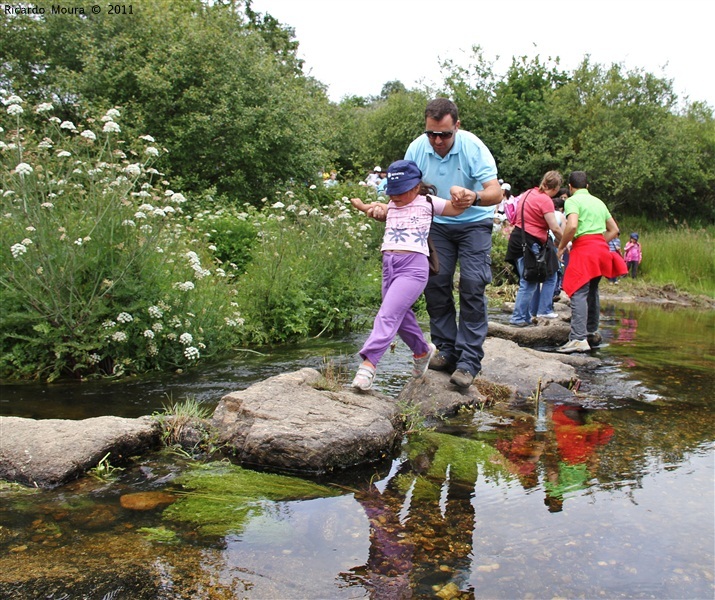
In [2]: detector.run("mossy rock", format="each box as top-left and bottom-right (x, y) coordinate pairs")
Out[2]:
(162, 462), (341, 536)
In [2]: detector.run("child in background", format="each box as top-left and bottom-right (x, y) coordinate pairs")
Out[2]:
(348, 159), (475, 390)
(624, 232), (642, 278)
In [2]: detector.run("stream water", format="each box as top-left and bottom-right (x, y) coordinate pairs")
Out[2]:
(1, 301), (713, 599)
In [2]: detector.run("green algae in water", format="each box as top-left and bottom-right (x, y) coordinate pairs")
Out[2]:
(137, 526), (179, 544)
(162, 462), (341, 536)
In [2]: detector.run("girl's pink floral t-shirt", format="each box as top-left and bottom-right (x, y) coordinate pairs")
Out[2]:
(381, 194), (450, 256)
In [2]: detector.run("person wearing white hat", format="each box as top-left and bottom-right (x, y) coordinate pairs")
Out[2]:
(365, 166), (381, 188)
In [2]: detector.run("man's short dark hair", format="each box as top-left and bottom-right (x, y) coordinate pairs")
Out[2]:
(568, 171), (589, 189)
(425, 98), (458, 123)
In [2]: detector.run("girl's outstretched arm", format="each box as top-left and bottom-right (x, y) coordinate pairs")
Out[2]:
(350, 197), (388, 221)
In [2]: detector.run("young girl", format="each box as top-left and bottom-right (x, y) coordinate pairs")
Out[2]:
(624, 232), (642, 278)
(349, 159), (475, 390)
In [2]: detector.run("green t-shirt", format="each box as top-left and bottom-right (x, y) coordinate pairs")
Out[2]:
(564, 188), (612, 238)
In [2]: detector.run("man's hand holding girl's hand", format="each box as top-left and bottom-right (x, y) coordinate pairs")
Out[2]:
(450, 186), (476, 209)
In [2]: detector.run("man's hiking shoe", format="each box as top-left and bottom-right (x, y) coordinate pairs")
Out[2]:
(449, 368), (475, 388)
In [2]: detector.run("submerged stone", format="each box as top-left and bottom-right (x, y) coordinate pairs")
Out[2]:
(119, 491), (177, 511)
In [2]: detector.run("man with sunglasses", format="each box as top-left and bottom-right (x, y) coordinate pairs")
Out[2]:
(404, 98), (502, 388)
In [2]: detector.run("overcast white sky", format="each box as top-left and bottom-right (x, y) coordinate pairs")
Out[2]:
(249, 0), (714, 107)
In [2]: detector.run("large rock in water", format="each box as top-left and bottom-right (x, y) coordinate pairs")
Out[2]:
(0, 416), (160, 488)
(398, 337), (585, 408)
(211, 367), (402, 474)
(480, 337), (592, 397)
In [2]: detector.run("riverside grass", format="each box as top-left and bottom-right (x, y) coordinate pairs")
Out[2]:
(488, 224), (714, 300)
(632, 227), (714, 297)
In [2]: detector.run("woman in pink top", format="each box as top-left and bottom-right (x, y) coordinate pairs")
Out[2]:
(348, 160), (474, 391)
(504, 171), (564, 327)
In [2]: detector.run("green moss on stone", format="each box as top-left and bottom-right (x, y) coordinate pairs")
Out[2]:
(162, 462), (341, 536)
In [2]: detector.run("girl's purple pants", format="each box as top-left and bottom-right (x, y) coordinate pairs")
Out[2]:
(359, 252), (431, 366)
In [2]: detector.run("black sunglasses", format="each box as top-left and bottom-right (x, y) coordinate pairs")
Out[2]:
(424, 130), (455, 139)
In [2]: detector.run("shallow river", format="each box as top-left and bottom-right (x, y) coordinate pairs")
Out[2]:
(1, 301), (713, 599)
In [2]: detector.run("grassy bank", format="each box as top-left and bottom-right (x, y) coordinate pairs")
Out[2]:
(621, 227), (714, 297)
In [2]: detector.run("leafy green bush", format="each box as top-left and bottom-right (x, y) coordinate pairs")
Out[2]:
(0, 97), (246, 380)
(189, 209), (257, 274)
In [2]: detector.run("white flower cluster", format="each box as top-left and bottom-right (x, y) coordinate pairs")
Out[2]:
(111, 331), (127, 343)
(11, 242), (28, 258)
(184, 346), (200, 360)
(15, 162), (33, 176)
(2, 94), (23, 106)
(125, 163), (142, 177)
(176, 281), (195, 292)
(186, 250), (210, 279)
(225, 312), (245, 327)
(101, 108), (121, 133)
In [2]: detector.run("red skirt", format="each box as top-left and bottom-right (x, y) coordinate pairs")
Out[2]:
(563, 234), (628, 297)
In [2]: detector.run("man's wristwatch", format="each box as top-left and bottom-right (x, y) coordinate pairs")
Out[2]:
(474, 192), (481, 205)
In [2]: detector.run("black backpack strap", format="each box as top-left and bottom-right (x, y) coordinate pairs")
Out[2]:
(519, 190), (533, 248)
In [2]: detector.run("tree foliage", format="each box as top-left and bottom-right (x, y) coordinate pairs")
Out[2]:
(0, 0), (334, 202)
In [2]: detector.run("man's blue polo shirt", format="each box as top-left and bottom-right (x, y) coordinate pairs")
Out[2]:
(405, 130), (498, 224)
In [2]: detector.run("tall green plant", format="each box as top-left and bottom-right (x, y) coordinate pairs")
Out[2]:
(233, 189), (383, 344)
(0, 97), (245, 380)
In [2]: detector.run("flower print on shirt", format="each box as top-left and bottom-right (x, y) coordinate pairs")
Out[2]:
(387, 227), (410, 243)
(412, 229), (429, 247)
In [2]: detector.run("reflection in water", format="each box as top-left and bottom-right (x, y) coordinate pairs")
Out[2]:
(543, 404), (614, 512)
(0, 303), (713, 598)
